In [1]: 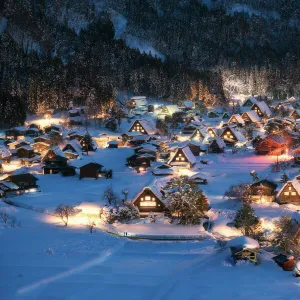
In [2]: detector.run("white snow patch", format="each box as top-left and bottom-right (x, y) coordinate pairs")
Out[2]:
(125, 34), (165, 61)
(111, 13), (127, 39)
(227, 4), (280, 20)
(0, 17), (7, 34)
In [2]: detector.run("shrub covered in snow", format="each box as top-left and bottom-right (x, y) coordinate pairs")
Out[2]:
(99, 203), (139, 224)
(164, 176), (209, 225)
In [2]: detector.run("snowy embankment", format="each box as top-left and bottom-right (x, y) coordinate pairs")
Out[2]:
(1, 199), (299, 300)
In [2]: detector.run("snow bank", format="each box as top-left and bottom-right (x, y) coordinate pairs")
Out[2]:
(228, 236), (259, 249)
(125, 34), (165, 61)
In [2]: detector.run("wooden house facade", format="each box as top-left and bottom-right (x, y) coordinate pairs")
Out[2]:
(249, 180), (278, 203)
(79, 162), (103, 179)
(132, 187), (166, 216)
(290, 109), (300, 120)
(255, 135), (287, 155)
(168, 147), (196, 169)
(228, 114), (245, 126)
(5, 173), (38, 191)
(277, 178), (300, 205)
(251, 101), (272, 117)
(220, 127), (247, 145)
(191, 128), (206, 141)
(208, 138), (225, 153)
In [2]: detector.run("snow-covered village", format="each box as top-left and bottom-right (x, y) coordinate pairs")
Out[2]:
(1, 93), (300, 299)
(2, 1), (300, 299)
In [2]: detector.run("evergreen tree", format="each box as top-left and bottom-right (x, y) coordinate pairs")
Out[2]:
(164, 176), (209, 225)
(234, 203), (260, 236)
(280, 173), (289, 183)
(81, 132), (95, 154)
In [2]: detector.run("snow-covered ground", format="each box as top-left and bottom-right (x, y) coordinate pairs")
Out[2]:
(1, 202), (300, 300)
(1, 109), (300, 299)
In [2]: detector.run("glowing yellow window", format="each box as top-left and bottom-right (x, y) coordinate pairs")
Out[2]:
(291, 192), (297, 196)
(181, 158), (185, 161)
(284, 192), (289, 196)
(176, 157), (180, 161)
(145, 196), (151, 201)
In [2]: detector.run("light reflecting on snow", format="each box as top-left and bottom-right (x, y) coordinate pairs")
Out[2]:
(17, 242), (125, 295)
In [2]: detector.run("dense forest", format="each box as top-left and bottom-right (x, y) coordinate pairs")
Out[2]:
(1, 0), (300, 126)
(0, 0), (223, 127)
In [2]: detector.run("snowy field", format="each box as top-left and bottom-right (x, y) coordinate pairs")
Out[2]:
(1, 203), (300, 300)
(1, 111), (300, 299)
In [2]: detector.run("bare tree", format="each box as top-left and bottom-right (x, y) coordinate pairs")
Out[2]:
(103, 186), (118, 206)
(0, 208), (9, 224)
(86, 215), (96, 233)
(55, 205), (77, 226)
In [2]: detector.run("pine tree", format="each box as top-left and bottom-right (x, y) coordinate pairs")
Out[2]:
(81, 132), (95, 154)
(280, 173), (289, 183)
(164, 176), (209, 225)
(234, 203), (260, 236)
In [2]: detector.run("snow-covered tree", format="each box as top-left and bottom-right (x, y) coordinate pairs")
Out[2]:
(103, 186), (118, 206)
(55, 205), (78, 226)
(164, 176), (209, 225)
(234, 203), (260, 236)
(274, 216), (298, 255)
(280, 173), (289, 183)
(224, 183), (251, 203)
(250, 170), (260, 182)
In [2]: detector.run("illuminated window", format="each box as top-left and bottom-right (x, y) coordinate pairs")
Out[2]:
(176, 157), (180, 161)
(284, 192), (289, 196)
(140, 202), (156, 207)
(181, 157), (185, 161)
(145, 196), (151, 201)
(289, 187), (292, 190)
(179, 154), (182, 157)
(292, 192), (297, 196)
(141, 197), (144, 201)
(152, 197), (155, 200)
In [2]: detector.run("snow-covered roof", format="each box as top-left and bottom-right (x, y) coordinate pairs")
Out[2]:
(221, 127), (247, 143)
(164, 105), (182, 115)
(132, 185), (163, 203)
(213, 137), (226, 149)
(108, 140), (119, 145)
(228, 236), (260, 250)
(128, 119), (156, 135)
(242, 97), (257, 106)
(293, 149), (300, 157)
(252, 101), (272, 116)
(27, 127), (39, 132)
(229, 114), (245, 125)
(131, 96), (147, 100)
(183, 100), (194, 108)
(0, 181), (19, 190)
(0, 146), (11, 158)
(277, 178), (300, 197)
(131, 96), (147, 106)
(44, 146), (66, 159)
(291, 109), (300, 117)
(242, 111), (261, 122)
(64, 140), (82, 154)
(17, 145), (34, 151)
(169, 146), (196, 165)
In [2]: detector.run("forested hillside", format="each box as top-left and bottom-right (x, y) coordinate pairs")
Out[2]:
(0, 0), (223, 126)
(1, 0), (300, 126)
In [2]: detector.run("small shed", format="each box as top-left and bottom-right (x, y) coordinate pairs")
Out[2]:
(228, 236), (260, 264)
(79, 162), (103, 180)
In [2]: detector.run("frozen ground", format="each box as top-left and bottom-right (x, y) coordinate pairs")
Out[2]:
(1, 113), (300, 299)
(1, 203), (300, 300)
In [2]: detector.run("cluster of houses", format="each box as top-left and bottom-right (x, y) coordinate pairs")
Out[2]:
(1, 95), (300, 217)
